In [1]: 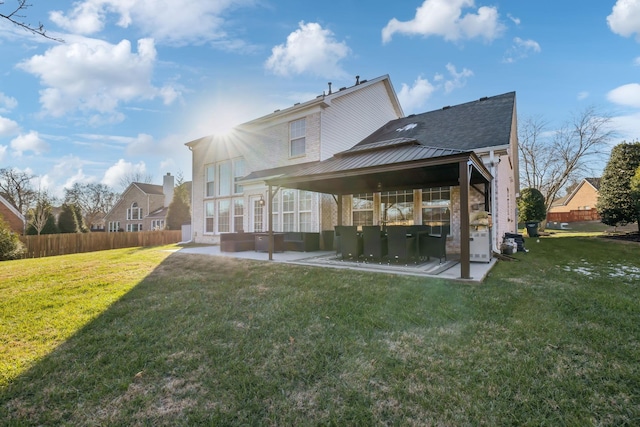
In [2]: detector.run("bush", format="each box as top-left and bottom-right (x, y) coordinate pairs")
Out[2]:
(0, 216), (25, 261)
(517, 187), (546, 223)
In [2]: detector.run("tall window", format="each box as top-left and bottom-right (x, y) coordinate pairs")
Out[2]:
(282, 189), (295, 232)
(205, 201), (215, 233)
(290, 118), (306, 157)
(218, 200), (230, 232)
(205, 165), (215, 197)
(352, 193), (374, 227)
(127, 223), (142, 232)
(271, 192), (280, 232)
(234, 159), (245, 194)
(253, 199), (264, 232)
(108, 221), (120, 232)
(127, 202), (142, 220)
(422, 187), (451, 235)
(381, 190), (414, 226)
(233, 199), (244, 232)
(218, 161), (231, 197)
(299, 190), (313, 232)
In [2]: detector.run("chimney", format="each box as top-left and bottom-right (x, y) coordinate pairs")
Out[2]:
(355, 75), (360, 85)
(163, 172), (174, 207)
(328, 82), (332, 95)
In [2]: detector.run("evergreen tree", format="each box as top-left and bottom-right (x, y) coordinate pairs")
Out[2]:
(517, 187), (546, 223)
(166, 181), (191, 230)
(597, 141), (640, 231)
(58, 203), (81, 233)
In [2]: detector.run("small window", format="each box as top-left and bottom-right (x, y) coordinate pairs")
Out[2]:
(352, 193), (374, 227)
(290, 118), (306, 157)
(205, 201), (215, 233)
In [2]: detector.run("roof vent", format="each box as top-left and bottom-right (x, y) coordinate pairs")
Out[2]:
(294, 102), (300, 106)
(339, 87), (346, 91)
(328, 82), (332, 95)
(361, 79), (368, 84)
(274, 109), (280, 113)
(442, 105), (451, 110)
(479, 96), (489, 101)
(355, 75), (360, 85)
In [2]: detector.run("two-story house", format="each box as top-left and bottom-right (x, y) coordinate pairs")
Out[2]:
(0, 194), (26, 235)
(104, 173), (176, 232)
(186, 74), (404, 244)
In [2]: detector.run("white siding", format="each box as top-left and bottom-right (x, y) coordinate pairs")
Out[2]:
(321, 82), (401, 160)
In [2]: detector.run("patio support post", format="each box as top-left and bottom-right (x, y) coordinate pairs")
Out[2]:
(268, 184), (273, 261)
(459, 160), (471, 279)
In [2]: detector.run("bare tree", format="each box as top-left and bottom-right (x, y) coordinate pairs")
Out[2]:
(0, 167), (37, 216)
(0, 0), (63, 41)
(28, 189), (55, 235)
(119, 171), (154, 190)
(64, 182), (118, 230)
(519, 106), (615, 213)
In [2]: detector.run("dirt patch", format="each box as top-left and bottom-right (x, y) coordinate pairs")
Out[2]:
(600, 232), (640, 243)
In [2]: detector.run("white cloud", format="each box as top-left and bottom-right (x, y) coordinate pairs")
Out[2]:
(398, 65), (473, 114)
(10, 131), (50, 156)
(577, 91), (589, 101)
(102, 159), (148, 188)
(50, 0), (253, 46)
(607, 0), (640, 40)
(382, 0), (505, 44)
(0, 145), (6, 162)
(0, 92), (18, 113)
(611, 112), (640, 142)
(507, 13), (521, 25)
(443, 63), (473, 93)
(634, 56), (640, 66)
(265, 21), (350, 78)
(0, 116), (20, 137)
(398, 76), (436, 113)
(503, 37), (541, 63)
(18, 38), (180, 119)
(607, 83), (640, 107)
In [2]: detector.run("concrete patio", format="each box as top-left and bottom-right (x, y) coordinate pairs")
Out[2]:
(175, 245), (497, 283)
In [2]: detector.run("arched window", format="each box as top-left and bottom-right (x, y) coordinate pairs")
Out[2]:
(127, 202), (143, 220)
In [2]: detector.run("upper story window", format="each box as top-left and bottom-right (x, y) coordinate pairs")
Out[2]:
(127, 202), (143, 220)
(205, 165), (215, 197)
(290, 118), (306, 157)
(234, 158), (245, 194)
(218, 161), (232, 197)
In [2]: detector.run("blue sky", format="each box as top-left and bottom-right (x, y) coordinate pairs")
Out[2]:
(1, 0), (639, 196)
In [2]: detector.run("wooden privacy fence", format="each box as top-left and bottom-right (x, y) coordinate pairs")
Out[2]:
(19, 230), (182, 259)
(546, 209), (600, 223)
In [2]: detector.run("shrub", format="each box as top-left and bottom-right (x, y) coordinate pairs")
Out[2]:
(0, 216), (25, 261)
(517, 187), (546, 223)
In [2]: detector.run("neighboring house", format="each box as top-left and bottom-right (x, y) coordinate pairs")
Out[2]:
(0, 194), (26, 234)
(186, 74), (404, 244)
(547, 178), (600, 222)
(104, 173), (178, 232)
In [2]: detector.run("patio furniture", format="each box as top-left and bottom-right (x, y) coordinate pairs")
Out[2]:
(220, 232), (255, 252)
(418, 234), (447, 263)
(254, 233), (285, 252)
(362, 225), (388, 262)
(283, 232), (320, 252)
(340, 226), (362, 260)
(386, 226), (416, 264)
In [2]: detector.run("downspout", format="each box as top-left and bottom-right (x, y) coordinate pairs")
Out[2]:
(488, 150), (500, 253)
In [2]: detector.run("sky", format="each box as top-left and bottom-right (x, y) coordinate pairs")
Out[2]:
(1, 0), (640, 197)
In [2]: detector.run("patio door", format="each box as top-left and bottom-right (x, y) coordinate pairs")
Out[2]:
(250, 196), (265, 232)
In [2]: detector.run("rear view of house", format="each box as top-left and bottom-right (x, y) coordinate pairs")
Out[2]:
(547, 178), (600, 223)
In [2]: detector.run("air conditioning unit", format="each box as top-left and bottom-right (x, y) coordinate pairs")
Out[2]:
(470, 230), (491, 262)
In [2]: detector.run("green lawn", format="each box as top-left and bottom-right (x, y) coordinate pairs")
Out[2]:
(1, 237), (639, 425)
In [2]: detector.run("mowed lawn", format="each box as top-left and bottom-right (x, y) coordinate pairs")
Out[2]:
(0, 236), (638, 425)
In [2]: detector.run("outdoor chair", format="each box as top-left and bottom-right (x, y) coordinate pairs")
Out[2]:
(386, 226), (416, 264)
(362, 225), (387, 262)
(340, 226), (362, 260)
(418, 234), (447, 263)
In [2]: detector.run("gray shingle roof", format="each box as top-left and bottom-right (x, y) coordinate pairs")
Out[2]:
(353, 91), (515, 152)
(133, 183), (163, 195)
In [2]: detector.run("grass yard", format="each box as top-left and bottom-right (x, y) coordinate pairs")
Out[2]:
(0, 237), (639, 425)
